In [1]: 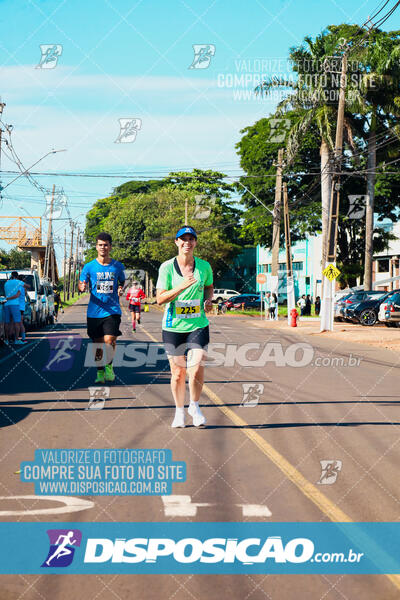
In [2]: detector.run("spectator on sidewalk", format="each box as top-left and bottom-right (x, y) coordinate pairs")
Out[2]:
(269, 293), (277, 320)
(305, 294), (312, 316)
(17, 275), (30, 343)
(53, 289), (63, 321)
(297, 294), (306, 316)
(315, 296), (321, 316)
(4, 271), (23, 345)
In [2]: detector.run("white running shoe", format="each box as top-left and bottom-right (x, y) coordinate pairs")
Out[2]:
(188, 403), (206, 427)
(171, 412), (185, 428)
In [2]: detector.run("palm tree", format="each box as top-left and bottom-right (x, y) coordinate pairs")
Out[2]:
(256, 30), (357, 266)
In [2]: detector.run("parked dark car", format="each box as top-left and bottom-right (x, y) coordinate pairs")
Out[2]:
(224, 294), (262, 310)
(384, 292), (400, 326)
(334, 293), (354, 322)
(343, 291), (394, 326)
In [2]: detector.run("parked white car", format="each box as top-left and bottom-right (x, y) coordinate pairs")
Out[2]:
(378, 291), (398, 323)
(212, 288), (240, 303)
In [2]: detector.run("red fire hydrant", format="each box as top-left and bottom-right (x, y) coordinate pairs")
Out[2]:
(290, 308), (299, 327)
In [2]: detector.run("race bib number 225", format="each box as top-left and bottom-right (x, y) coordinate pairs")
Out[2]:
(175, 299), (200, 318)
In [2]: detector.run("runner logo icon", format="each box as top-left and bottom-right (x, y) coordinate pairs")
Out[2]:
(317, 460), (342, 485)
(41, 529), (82, 568)
(43, 334), (82, 372)
(188, 44), (216, 69)
(241, 383), (264, 407)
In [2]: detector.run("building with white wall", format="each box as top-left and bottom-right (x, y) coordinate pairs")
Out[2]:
(256, 235), (323, 300)
(256, 221), (400, 300)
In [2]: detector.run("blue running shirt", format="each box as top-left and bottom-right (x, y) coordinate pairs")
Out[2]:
(4, 279), (21, 306)
(80, 259), (125, 318)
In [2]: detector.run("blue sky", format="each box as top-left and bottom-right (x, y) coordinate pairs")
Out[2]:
(0, 0), (399, 253)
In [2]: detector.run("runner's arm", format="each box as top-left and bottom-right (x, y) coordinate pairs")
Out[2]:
(204, 284), (213, 312)
(156, 275), (197, 305)
(78, 264), (89, 292)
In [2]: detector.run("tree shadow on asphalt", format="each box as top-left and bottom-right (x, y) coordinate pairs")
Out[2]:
(2, 339), (173, 395)
(0, 406), (31, 428)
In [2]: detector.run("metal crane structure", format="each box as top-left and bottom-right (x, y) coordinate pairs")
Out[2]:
(0, 215), (58, 282)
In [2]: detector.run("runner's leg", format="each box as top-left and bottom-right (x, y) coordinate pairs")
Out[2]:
(104, 334), (117, 381)
(169, 355), (186, 408)
(187, 348), (207, 426)
(168, 354), (187, 427)
(93, 336), (107, 382)
(187, 348), (206, 403)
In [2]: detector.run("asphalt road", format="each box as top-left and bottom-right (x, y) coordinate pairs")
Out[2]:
(1, 297), (400, 600)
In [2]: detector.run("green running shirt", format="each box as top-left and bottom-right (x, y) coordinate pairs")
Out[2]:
(156, 256), (213, 332)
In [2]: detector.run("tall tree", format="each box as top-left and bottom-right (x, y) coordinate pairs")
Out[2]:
(343, 27), (400, 288)
(84, 170), (242, 280)
(236, 114), (323, 248)
(256, 25), (362, 264)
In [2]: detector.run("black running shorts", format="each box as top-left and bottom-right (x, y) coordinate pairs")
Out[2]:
(162, 326), (209, 356)
(87, 314), (122, 340)
(129, 304), (141, 313)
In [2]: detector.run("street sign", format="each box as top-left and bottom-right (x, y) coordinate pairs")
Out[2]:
(322, 264), (341, 281)
(256, 273), (267, 284)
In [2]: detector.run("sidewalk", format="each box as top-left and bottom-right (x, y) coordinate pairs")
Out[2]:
(250, 317), (400, 352)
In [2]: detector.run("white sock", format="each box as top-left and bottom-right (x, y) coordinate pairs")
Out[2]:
(189, 401), (200, 412)
(176, 406), (185, 415)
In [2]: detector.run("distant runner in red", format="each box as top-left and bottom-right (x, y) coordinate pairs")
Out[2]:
(126, 281), (146, 332)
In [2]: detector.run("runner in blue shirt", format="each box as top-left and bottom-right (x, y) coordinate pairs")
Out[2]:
(79, 232), (125, 383)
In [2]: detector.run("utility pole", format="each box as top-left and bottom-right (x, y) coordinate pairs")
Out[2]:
(0, 101), (5, 202)
(72, 227), (79, 297)
(66, 221), (74, 301)
(320, 51), (348, 332)
(283, 182), (295, 324)
(44, 184), (55, 280)
(50, 239), (55, 285)
(271, 148), (284, 318)
(364, 112), (377, 290)
(63, 229), (66, 302)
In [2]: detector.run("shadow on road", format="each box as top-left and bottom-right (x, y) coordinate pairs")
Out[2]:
(205, 421), (400, 429)
(0, 406), (32, 428)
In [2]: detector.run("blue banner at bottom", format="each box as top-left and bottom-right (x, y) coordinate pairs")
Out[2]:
(2, 522), (400, 574)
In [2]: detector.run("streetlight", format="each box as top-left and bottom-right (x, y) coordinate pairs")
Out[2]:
(0, 148), (67, 192)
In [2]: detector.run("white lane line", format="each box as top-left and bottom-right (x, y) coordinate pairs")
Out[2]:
(238, 504), (272, 517)
(161, 495), (213, 517)
(161, 496), (272, 518)
(0, 495), (94, 516)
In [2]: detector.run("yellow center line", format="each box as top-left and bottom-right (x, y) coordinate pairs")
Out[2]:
(140, 314), (400, 590)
